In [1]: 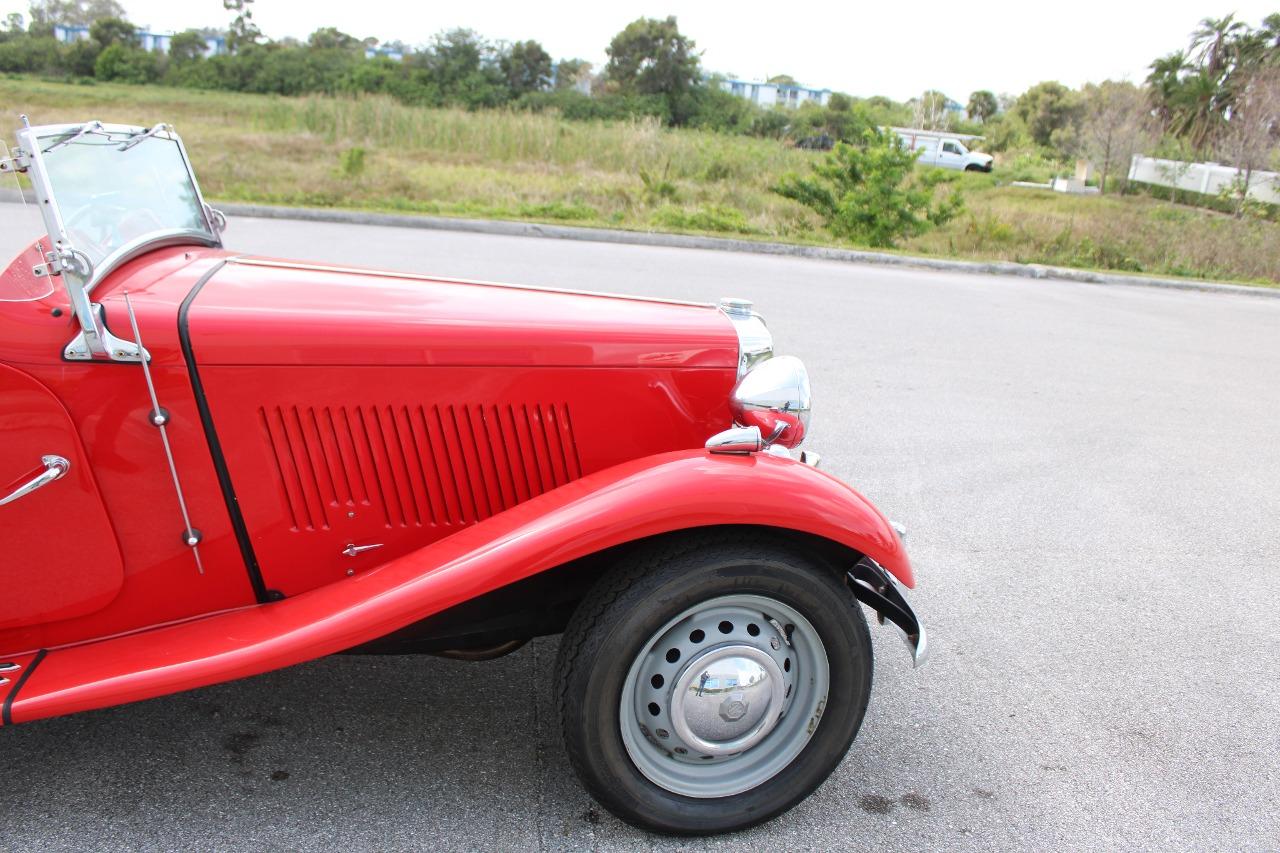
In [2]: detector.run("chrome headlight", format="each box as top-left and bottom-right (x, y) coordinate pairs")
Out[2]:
(730, 355), (811, 449)
(719, 297), (772, 377)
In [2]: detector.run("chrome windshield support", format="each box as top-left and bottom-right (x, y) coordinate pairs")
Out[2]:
(12, 118), (221, 363)
(64, 299), (145, 362)
(0, 150), (28, 174)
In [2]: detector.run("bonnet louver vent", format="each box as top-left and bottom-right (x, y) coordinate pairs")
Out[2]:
(259, 403), (581, 532)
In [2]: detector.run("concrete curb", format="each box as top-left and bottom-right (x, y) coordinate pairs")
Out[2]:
(3, 189), (1276, 298)
(210, 203), (1280, 300)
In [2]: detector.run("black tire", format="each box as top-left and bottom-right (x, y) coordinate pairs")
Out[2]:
(555, 532), (873, 835)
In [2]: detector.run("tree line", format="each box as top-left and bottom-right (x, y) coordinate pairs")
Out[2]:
(2, 1), (1276, 204)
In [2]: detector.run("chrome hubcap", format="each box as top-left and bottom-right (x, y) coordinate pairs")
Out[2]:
(619, 593), (830, 799)
(670, 644), (785, 755)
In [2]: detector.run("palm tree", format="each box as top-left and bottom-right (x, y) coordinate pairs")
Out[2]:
(1191, 14), (1247, 78)
(1258, 13), (1280, 53)
(1147, 51), (1190, 123)
(966, 90), (998, 123)
(1168, 72), (1224, 152)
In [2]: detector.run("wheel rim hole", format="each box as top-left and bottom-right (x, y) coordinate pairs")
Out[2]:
(746, 623), (760, 636)
(785, 684), (792, 698)
(717, 620), (733, 634)
(674, 747), (688, 755)
(647, 702), (661, 717)
(650, 673), (664, 689)
(689, 628), (705, 644)
(700, 755), (714, 760)
(784, 657), (791, 672)
(665, 648), (680, 664)
(655, 728), (669, 739)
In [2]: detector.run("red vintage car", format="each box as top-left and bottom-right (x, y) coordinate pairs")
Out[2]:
(0, 119), (925, 835)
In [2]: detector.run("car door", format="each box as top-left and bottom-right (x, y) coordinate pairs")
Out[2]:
(0, 364), (124, 629)
(915, 139), (938, 167)
(938, 139), (966, 170)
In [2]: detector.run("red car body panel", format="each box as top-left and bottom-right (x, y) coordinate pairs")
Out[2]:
(0, 364), (125, 628)
(185, 258), (738, 369)
(3, 449), (910, 726)
(1, 231), (914, 725)
(1, 247), (260, 655)
(180, 257), (739, 597)
(199, 363), (734, 597)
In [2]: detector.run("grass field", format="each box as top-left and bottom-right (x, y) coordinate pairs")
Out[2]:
(4, 77), (1278, 285)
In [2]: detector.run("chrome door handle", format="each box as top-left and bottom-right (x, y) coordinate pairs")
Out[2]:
(0, 455), (70, 506)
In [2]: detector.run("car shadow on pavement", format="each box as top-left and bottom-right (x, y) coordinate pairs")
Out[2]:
(0, 636), (931, 851)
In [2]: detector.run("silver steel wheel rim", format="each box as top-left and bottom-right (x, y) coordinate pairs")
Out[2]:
(619, 593), (830, 798)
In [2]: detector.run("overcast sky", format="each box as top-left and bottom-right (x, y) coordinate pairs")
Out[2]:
(5, 0), (1277, 100)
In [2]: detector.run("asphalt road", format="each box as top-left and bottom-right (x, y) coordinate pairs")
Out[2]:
(2, 210), (1279, 851)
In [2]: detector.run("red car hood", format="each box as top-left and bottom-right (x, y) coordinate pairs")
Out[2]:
(182, 256), (738, 369)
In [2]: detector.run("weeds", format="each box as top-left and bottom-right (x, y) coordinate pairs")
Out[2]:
(338, 146), (366, 177)
(3, 77), (1277, 285)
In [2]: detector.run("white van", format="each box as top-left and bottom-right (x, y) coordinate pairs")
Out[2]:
(893, 129), (994, 172)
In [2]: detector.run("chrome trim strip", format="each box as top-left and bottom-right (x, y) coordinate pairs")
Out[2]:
(717, 297), (772, 377)
(224, 257), (716, 309)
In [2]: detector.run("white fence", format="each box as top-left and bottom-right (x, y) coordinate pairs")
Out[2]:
(1128, 155), (1280, 205)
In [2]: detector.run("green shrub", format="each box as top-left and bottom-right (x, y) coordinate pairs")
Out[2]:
(651, 204), (754, 233)
(639, 163), (678, 203)
(94, 44), (159, 85)
(516, 201), (598, 220)
(1001, 150), (1061, 183)
(338, 146), (366, 177)
(775, 130), (964, 247)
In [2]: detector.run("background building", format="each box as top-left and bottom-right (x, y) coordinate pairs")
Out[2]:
(719, 77), (831, 108)
(52, 24), (227, 56)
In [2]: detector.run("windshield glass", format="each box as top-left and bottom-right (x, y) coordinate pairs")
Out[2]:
(32, 124), (216, 286)
(0, 140), (53, 303)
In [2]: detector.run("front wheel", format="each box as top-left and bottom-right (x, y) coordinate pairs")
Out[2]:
(555, 535), (873, 834)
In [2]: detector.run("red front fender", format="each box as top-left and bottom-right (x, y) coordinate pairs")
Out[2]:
(4, 450), (909, 725)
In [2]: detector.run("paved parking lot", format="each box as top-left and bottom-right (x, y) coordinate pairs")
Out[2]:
(2, 211), (1278, 850)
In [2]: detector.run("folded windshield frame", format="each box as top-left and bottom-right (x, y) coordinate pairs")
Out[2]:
(15, 120), (222, 297)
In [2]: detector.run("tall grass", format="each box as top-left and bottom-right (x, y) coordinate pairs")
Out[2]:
(262, 96), (808, 181)
(3, 77), (1277, 284)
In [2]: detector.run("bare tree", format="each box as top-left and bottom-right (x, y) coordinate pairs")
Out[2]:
(1218, 66), (1280, 216)
(1074, 81), (1155, 193)
(1154, 136), (1197, 203)
(912, 90), (950, 131)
